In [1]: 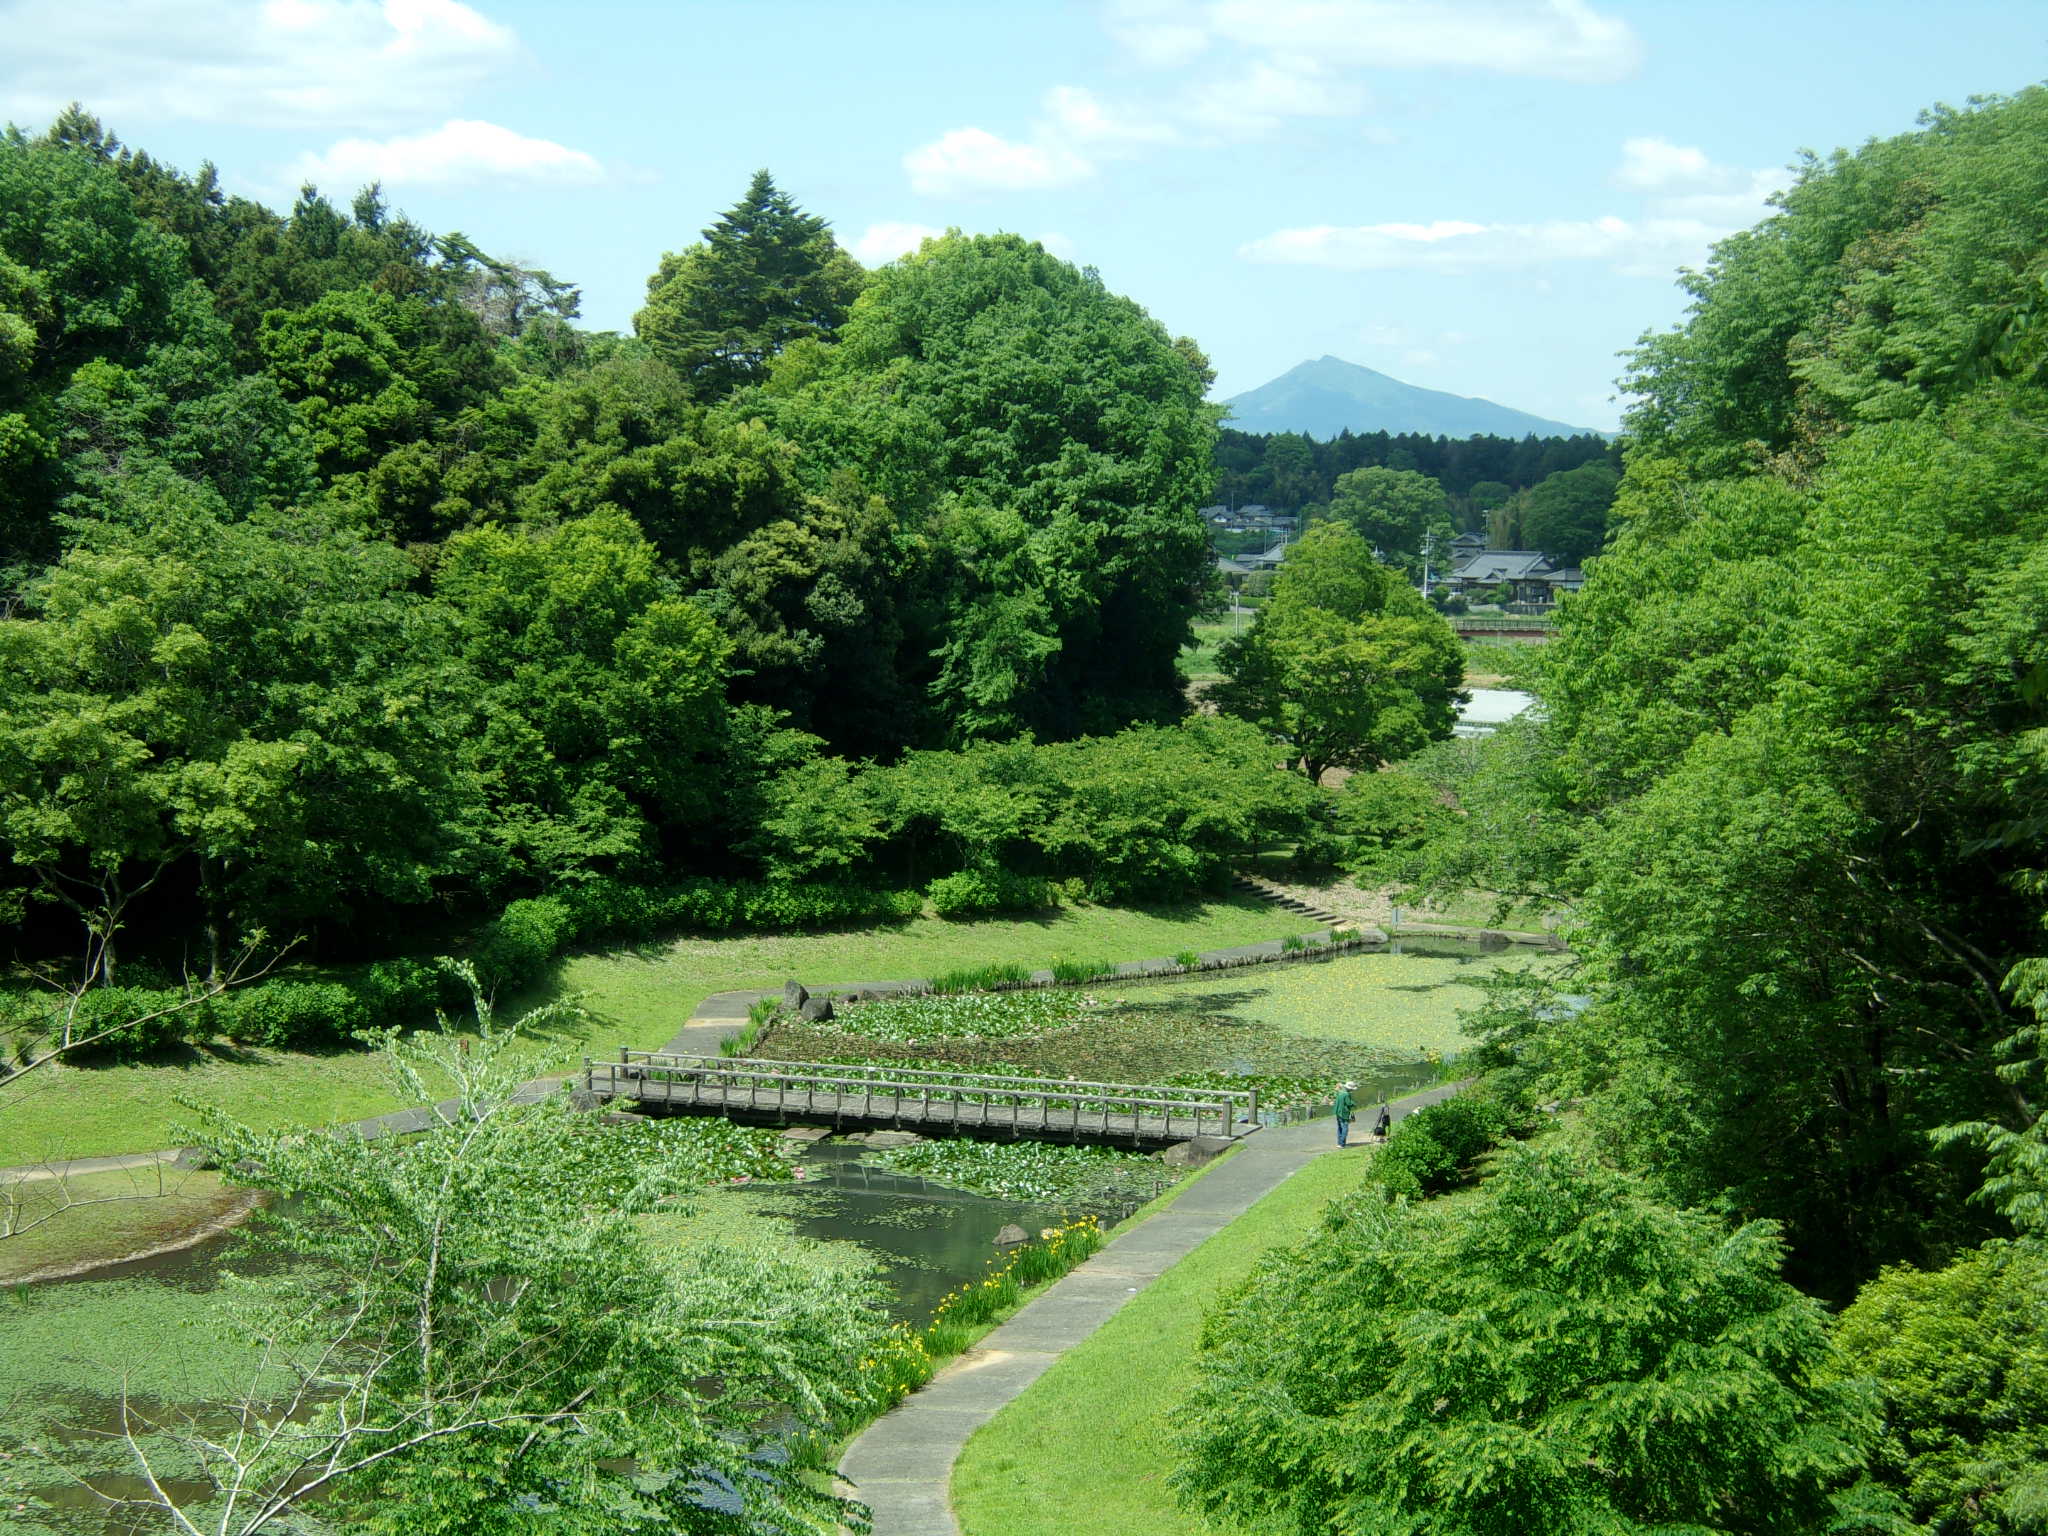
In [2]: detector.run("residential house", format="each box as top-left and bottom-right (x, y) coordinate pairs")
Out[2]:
(1446, 549), (1584, 606)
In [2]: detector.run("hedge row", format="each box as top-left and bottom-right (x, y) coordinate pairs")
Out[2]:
(23, 877), (920, 1060)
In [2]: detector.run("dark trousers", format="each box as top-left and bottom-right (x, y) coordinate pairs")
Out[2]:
(1337, 1117), (1351, 1147)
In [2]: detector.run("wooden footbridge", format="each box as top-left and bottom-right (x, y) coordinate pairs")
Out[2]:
(582, 1050), (1257, 1147)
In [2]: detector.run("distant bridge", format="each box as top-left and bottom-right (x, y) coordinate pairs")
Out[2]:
(1451, 615), (1554, 641)
(583, 1051), (1256, 1147)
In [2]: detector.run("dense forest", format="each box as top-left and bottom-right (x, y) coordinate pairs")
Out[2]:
(0, 110), (1336, 1033)
(1191, 87), (2048, 1534)
(1214, 422), (1623, 561)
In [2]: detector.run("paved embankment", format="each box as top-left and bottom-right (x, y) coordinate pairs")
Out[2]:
(837, 1081), (1462, 1536)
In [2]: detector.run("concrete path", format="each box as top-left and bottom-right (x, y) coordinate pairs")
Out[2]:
(0, 1148), (179, 1183)
(837, 1080), (1462, 1536)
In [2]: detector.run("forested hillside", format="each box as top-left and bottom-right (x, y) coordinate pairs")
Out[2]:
(0, 112), (1254, 1003)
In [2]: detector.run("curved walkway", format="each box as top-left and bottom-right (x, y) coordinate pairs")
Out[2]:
(837, 1080), (1460, 1536)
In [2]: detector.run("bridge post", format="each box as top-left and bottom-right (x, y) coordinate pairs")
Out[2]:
(1247, 1086), (1259, 1130)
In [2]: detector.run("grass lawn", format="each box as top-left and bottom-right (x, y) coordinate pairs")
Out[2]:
(0, 1166), (249, 1283)
(1177, 618), (1240, 681)
(951, 1143), (1373, 1536)
(0, 899), (1314, 1166)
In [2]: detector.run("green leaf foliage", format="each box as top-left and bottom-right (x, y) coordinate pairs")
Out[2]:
(1174, 1141), (1902, 1536)
(1215, 523), (1465, 782)
(1836, 1240), (2048, 1535)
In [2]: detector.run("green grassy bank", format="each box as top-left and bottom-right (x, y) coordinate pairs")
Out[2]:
(0, 899), (1314, 1166)
(951, 1142), (1373, 1536)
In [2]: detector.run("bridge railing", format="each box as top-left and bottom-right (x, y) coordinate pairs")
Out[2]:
(584, 1050), (1255, 1144)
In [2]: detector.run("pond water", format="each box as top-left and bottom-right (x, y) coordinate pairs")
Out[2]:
(1456, 687), (1535, 736)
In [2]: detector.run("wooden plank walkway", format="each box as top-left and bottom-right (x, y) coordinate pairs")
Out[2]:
(583, 1051), (1255, 1148)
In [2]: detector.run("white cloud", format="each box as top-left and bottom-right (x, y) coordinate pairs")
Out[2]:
(903, 0), (1638, 197)
(287, 118), (603, 188)
(1240, 134), (1791, 282)
(1140, 0), (1643, 83)
(1184, 58), (1363, 134)
(904, 125), (1093, 196)
(851, 221), (946, 265)
(0, 0), (519, 128)
(1612, 135), (1716, 191)
(1042, 85), (1178, 148)
(1236, 0), (1640, 82)
(1105, 0), (1212, 67)
(902, 85), (1175, 197)
(1242, 214), (1724, 275)
(1610, 139), (1793, 230)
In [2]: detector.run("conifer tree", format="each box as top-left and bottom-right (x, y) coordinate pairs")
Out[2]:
(634, 169), (863, 397)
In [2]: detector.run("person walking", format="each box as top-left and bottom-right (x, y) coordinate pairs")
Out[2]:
(1334, 1081), (1357, 1147)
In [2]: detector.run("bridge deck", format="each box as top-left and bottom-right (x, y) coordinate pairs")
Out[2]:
(584, 1052), (1255, 1148)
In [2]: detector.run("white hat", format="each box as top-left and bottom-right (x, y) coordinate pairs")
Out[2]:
(1342, 1081), (1357, 1090)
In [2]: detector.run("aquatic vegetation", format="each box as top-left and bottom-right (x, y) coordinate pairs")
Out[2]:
(554, 1115), (799, 1203)
(872, 1139), (1167, 1204)
(929, 960), (1034, 993)
(825, 988), (1099, 1043)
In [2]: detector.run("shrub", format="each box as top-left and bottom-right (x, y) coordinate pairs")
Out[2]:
(350, 958), (441, 1032)
(224, 980), (371, 1048)
(471, 895), (576, 994)
(1281, 933), (1306, 953)
(1368, 1094), (1511, 1199)
(63, 986), (197, 1059)
(927, 868), (1051, 919)
(1175, 949), (1201, 970)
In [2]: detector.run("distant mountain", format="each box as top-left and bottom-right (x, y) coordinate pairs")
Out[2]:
(1222, 355), (1604, 440)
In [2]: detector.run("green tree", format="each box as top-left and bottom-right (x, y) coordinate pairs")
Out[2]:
(1837, 1242), (2048, 1535)
(434, 510), (731, 883)
(765, 232), (1217, 742)
(1175, 1140), (1900, 1536)
(0, 502), (473, 969)
(1215, 523), (1463, 782)
(635, 169), (864, 399)
(1519, 458), (1618, 565)
(1325, 464), (1446, 561)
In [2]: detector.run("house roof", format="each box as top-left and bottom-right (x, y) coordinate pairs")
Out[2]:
(1538, 566), (1585, 585)
(1215, 557), (1254, 576)
(1451, 531), (1486, 547)
(1451, 551), (1553, 582)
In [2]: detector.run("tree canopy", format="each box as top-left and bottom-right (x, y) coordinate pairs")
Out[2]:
(1215, 523), (1463, 782)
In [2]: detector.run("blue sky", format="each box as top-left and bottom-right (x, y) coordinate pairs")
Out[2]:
(4, 1), (2041, 430)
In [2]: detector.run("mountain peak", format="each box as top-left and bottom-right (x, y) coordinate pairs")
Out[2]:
(1224, 356), (1602, 440)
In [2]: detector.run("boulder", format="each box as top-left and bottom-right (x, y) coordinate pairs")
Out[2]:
(1161, 1134), (1236, 1170)
(783, 979), (809, 1011)
(171, 1146), (217, 1171)
(799, 996), (835, 1024)
(566, 1088), (604, 1113)
(994, 1223), (1030, 1248)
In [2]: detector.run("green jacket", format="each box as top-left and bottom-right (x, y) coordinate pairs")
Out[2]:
(1333, 1089), (1356, 1122)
